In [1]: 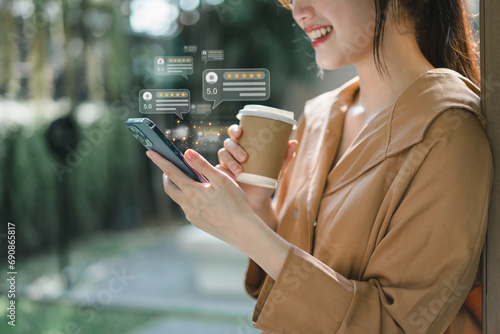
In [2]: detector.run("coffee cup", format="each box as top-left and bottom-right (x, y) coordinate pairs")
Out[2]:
(236, 105), (296, 189)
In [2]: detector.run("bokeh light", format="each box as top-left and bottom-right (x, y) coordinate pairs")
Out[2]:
(11, 0), (35, 18)
(180, 9), (200, 26)
(204, 0), (225, 6)
(129, 0), (180, 37)
(179, 0), (200, 12)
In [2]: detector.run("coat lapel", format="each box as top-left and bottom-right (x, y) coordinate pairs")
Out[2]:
(303, 78), (360, 228)
(323, 69), (483, 196)
(275, 78), (359, 253)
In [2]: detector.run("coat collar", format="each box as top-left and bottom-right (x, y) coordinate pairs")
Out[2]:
(386, 69), (484, 157)
(303, 69), (483, 203)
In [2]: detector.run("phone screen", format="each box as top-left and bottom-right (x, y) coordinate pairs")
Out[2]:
(125, 118), (205, 182)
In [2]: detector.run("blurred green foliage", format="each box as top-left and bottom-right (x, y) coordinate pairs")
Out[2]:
(0, 0), (319, 254)
(0, 296), (159, 334)
(0, 110), (143, 253)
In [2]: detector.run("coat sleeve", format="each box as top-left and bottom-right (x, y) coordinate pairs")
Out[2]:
(245, 113), (306, 298)
(250, 109), (493, 334)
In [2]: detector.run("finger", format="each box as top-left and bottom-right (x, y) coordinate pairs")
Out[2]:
(146, 150), (190, 190)
(281, 140), (299, 172)
(227, 124), (242, 142)
(184, 149), (227, 187)
(223, 138), (247, 163)
(218, 147), (243, 174)
(215, 164), (237, 181)
(162, 173), (184, 203)
(216, 159), (239, 181)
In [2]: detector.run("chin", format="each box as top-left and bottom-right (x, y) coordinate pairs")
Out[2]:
(315, 54), (349, 71)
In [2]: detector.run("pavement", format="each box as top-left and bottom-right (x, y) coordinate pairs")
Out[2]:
(23, 225), (260, 333)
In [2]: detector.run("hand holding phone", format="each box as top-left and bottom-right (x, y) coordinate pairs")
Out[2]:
(125, 118), (205, 182)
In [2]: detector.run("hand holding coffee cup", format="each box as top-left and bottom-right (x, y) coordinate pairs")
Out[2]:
(235, 105), (297, 188)
(218, 105), (297, 192)
(217, 124), (298, 210)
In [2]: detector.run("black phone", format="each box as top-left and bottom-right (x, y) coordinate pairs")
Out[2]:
(125, 118), (205, 182)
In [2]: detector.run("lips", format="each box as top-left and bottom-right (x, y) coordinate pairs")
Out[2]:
(304, 25), (333, 41)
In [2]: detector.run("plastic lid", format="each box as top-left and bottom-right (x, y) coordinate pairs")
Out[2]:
(237, 105), (296, 126)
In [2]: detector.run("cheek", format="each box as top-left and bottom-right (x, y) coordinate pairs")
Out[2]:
(313, 0), (377, 69)
(341, 17), (376, 56)
(323, 18), (376, 68)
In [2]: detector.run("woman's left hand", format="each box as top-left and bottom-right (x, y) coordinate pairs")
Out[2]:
(146, 149), (257, 246)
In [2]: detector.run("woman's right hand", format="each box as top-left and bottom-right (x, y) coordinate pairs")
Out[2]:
(217, 124), (299, 211)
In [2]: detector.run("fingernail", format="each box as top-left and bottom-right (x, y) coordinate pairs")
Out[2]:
(232, 164), (242, 174)
(146, 151), (152, 158)
(237, 152), (246, 162)
(185, 149), (199, 161)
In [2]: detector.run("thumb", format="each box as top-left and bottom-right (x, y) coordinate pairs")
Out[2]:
(281, 140), (299, 173)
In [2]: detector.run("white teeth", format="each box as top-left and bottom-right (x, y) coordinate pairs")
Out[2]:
(307, 26), (332, 40)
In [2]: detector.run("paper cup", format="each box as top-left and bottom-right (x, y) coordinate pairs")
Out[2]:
(236, 105), (296, 189)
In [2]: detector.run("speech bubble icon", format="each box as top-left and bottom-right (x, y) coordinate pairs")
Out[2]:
(191, 103), (213, 116)
(202, 68), (270, 109)
(139, 89), (190, 119)
(201, 50), (224, 63)
(183, 45), (198, 54)
(154, 56), (193, 79)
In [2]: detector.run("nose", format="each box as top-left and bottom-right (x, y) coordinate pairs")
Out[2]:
(291, 0), (314, 24)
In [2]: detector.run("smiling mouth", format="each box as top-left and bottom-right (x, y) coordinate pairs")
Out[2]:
(306, 26), (333, 41)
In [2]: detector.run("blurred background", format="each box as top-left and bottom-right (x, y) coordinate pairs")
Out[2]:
(0, 0), (478, 333)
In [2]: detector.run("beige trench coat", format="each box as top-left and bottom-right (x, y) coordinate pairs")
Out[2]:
(245, 69), (494, 334)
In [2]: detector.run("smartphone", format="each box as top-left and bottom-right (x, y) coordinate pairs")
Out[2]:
(125, 118), (205, 182)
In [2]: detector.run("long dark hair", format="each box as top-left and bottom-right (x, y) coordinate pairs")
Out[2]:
(278, 0), (480, 85)
(374, 0), (479, 85)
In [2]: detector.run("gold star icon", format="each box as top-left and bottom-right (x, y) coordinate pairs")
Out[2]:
(227, 74), (232, 78)
(182, 93), (186, 96)
(235, 74), (239, 78)
(171, 93), (175, 97)
(182, 59), (185, 62)
(257, 73), (262, 78)
(169, 59), (172, 62)
(159, 93), (163, 96)
(242, 74), (247, 78)
(176, 93), (180, 96)
(249, 73), (254, 78)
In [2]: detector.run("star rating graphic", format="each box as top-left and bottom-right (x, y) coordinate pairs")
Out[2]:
(168, 58), (192, 63)
(223, 71), (265, 80)
(157, 91), (188, 97)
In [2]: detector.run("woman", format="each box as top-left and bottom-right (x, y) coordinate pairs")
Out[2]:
(146, 0), (493, 332)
